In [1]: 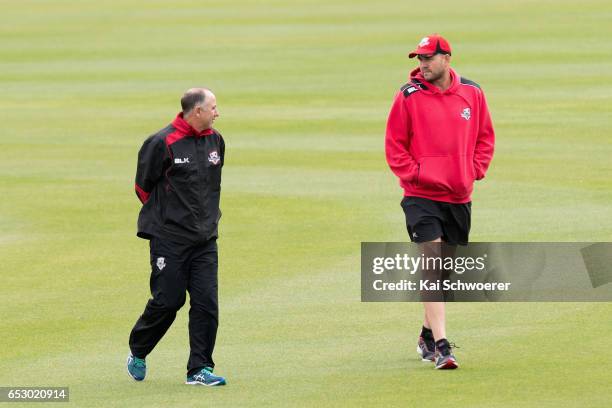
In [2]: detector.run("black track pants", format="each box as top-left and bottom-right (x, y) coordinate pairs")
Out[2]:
(129, 237), (218, 375)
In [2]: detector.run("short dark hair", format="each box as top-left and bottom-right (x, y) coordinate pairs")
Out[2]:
(181, 89), (207, 114)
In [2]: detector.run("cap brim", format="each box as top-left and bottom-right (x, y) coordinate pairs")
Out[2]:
(408, 50), (434, 58)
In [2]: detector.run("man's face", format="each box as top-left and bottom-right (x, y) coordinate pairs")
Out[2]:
(195, 92), (219, 130)
(417, 53), (450, 83)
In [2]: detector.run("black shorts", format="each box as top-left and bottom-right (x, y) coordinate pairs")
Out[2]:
(401, 196), (471, 245)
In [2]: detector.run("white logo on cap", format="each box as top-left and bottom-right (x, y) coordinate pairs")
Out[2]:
(419, 37), (430, 47)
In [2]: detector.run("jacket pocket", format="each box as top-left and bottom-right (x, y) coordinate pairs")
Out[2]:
(418, 155), (474, 195)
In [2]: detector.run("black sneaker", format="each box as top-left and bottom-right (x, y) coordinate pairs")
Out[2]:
(434, 339), (459, 369)
(417, 336), (435, 362)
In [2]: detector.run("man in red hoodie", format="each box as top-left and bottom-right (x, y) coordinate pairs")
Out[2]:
(385, 34), (495, 369)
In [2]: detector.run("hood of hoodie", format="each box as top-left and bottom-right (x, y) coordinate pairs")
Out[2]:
(409, 67), (460, 95)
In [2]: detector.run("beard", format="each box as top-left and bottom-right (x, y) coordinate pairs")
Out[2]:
(422, 69), (444, 83)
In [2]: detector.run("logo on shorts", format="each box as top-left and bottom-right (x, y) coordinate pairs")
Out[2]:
(208, 150), (220, 165)
(413, 232), (418, 238)
(461, 108), (471, 120)
(174, 157), (190, 164)
(156, 257), (166, 271)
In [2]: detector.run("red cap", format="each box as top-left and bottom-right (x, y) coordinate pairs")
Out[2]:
(408, 34), (452, 58)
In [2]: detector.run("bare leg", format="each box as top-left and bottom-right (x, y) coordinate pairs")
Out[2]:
(421, 238), (446, 341)
(424, 302), (446, 341)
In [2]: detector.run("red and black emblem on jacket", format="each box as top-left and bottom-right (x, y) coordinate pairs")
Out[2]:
(208, 150), (220, 165)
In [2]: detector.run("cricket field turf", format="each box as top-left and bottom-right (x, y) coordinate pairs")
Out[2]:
(1, 0), (611, 407)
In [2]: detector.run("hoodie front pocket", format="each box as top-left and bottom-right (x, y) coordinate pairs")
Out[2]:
(418, 155), (474, 195)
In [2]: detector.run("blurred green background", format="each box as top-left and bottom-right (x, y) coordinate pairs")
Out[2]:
(1, 0), (611, 406)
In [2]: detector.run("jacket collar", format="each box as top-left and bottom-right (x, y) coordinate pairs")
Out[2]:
(172, 112), (214, 137)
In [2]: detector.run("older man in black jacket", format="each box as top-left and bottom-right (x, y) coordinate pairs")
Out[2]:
(126, 88), (227, 386)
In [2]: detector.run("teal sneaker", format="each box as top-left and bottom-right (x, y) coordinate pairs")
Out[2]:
(185, 367), (226, 386)
(127, 353), (146, 381)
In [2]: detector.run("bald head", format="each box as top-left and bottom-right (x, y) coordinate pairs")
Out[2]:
(181, 87), (219, 132)
(181, 87), (212, 115)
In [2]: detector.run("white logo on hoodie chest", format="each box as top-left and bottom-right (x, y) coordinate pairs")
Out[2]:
(461, 108), (471, 120)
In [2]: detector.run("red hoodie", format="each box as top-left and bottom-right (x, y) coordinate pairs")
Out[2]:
(385, 68), (495, 203)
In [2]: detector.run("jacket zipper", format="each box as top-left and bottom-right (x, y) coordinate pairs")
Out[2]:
(197, 137), (208, 240)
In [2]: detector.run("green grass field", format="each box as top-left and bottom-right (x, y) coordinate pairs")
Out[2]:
(1, 0), (612, 406)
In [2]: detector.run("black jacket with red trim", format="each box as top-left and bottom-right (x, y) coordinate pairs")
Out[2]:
(135, 113), (225, 244)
